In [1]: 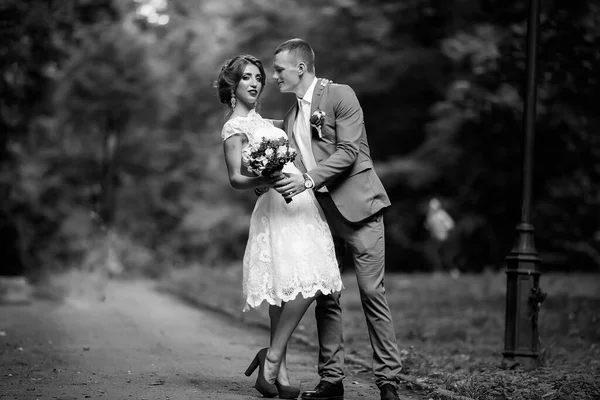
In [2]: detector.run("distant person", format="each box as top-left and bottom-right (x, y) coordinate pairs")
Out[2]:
(424, 198), (457, 275)
(425, 198), (454, 242)
(215, 54), (343, 399)
(269, 38), (403, 400)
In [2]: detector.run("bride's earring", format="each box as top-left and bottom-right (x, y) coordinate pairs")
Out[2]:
(230, 93), (237, 109)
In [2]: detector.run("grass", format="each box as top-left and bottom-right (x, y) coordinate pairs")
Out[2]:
(159, 264), (600, 400)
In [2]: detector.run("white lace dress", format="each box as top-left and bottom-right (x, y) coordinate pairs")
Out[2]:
(221, 109), (343, 311)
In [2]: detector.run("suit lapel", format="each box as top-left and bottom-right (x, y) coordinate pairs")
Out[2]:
(285, 105), (296, 144)
(310, 78), (326, 116)
(307, 78), (328, 162)
(285, 103), (306, 173)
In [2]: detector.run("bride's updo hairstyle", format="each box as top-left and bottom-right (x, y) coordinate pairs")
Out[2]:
(216, 54), (266, 107)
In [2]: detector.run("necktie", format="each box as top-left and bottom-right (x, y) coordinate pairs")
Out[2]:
(294, 99), (317, 172)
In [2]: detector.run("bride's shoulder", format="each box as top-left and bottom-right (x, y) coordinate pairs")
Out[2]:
(224, 111), (253, 126)
(222, 115), (240, 129)
(221, 116), (245, 141)
(227, 109), (263, 123)
(220, 111), (265, 141)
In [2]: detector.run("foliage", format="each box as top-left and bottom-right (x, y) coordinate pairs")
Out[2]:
(0, 0), (119, 275)
(1, 0), (599, 275)
(417, 1), (600, 270)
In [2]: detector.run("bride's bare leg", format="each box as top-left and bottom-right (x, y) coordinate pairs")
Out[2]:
(269, 304), (290, 385)
(264, 294), (318, 383)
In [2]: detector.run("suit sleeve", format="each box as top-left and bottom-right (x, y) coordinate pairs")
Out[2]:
(308, 85), (362, 189)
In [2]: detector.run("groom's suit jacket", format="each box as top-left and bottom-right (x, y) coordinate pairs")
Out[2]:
(284, 78), (391, 224)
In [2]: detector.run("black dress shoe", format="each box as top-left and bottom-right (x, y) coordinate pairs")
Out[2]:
(379, 383), (400, 400)
(301, 381), (344, 400)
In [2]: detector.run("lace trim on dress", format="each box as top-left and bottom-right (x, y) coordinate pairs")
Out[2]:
(243, 281), (344, 312)
(220, 109), (273, 142)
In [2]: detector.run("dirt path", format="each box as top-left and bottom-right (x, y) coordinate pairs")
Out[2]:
(0, 279), (423, 400)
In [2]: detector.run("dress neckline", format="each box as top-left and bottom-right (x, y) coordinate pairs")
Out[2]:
(230, 109), (258, 121)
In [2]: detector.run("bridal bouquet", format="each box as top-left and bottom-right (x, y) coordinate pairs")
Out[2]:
(243, 137), (297, 203)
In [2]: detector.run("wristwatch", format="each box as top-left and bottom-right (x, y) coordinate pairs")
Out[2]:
(303, 173), (314, 189)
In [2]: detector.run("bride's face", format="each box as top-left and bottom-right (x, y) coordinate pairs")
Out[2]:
(236, 64), (263, 109)
(272, 51), (300, 94)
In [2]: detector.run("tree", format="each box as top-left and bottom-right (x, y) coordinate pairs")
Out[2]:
(420, 1), (600, 270)
(54, 22), (170, 226)
(0, 0), (118, 275)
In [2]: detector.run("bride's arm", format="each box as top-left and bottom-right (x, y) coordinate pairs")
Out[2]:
(223, 135), (269, 190)
(265, 119), (284, 129)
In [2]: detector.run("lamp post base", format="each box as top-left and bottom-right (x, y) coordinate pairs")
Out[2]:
(503, 223), (545, 360)
(501, 355), (543, 370)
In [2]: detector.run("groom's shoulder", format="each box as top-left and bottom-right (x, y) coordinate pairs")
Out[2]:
(324, 82), (359, 104)
(324, 81), (356, 96)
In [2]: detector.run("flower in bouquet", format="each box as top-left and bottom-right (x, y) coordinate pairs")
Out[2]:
(309, 109), (326, 139)
(243, 137), (297, 176)
(243, 137), (297, 203)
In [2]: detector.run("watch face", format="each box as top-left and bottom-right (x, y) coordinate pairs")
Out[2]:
(304, 180), (313, 189)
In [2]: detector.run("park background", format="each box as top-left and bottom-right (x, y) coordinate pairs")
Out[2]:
(1, 1), (599, 399)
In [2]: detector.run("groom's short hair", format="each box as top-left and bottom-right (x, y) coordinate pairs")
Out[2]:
(274, 38), (315, 73)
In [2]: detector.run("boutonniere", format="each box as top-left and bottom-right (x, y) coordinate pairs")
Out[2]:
(309, 109), (326, 139)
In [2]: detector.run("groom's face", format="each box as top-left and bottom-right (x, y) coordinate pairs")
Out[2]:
(272, 51), (300, 94)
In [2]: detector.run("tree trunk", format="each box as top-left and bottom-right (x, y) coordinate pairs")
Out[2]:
(100, 117), (120, 228)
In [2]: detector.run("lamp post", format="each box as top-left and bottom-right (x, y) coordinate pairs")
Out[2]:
(503, 0), (546, 365)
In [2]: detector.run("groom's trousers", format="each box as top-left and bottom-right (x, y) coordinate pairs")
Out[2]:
(315, 192), (402, 388)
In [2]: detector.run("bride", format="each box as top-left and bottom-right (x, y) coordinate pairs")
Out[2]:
(215, 54), (343, 398)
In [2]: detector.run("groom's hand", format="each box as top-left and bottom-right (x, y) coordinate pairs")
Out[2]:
(262, 172), (287, 187)
(272, 173), (306, 199)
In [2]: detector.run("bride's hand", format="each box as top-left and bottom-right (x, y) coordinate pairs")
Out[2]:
(254, 172), (285, 197)
(261, 171), (287, 188)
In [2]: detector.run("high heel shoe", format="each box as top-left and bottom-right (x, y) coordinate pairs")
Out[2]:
(276, 380), (301, 399)
(244, 348), (278, 398)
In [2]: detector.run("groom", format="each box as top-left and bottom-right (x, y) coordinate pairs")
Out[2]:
(270, 38), (403, 400)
